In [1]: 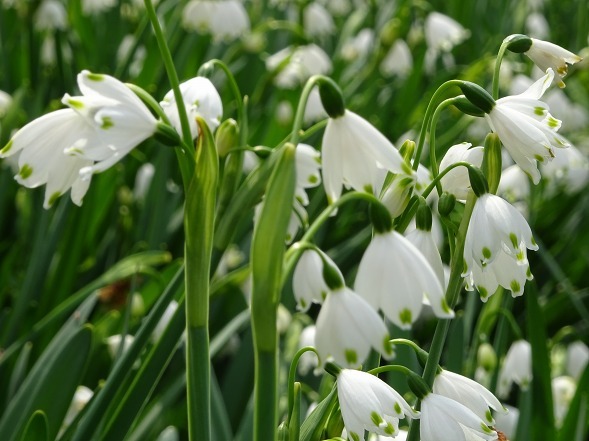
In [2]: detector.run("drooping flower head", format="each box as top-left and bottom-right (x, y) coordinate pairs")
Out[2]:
(182, 0), (250, 42)
(524, 38), (582, 88)
(266, 44), (332, 89)
(439, 142), (484, 201)
(497, 340), (532, 398)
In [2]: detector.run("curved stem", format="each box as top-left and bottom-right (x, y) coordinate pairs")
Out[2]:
(126, 83), (171, 125)
(290, 75), (332, 146)
(287, 346), (320, 424)
(492, 40), (509, 100)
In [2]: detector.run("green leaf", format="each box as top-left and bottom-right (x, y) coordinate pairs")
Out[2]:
(299, 388), (338, 441)
(558, 364), (589, 441)
(19, 411), (49, 441)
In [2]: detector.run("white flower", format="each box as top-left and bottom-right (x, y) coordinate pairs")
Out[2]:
(303, 3), (335, 38)
(439, 142), (484, 201)
(497, 164), (530, 204)
(0, 90), (12, 117)
(134, 162), (155, 202)
(182, 0), (250, 42)
(336, 369), (419, 441)
(420, 393), (497, 441)
(82, 0), (116, 15)
(525, 12), (549, 40)
(544, 88), (589, 132)
(322, 110), (408, 203)
(379, 172), (414, 218)
(525, 38), (582, 88)
(405, 227), (445, 287)
(297, 325), (318, 375)
(61, 386), (94, 430)
(485, 68), (569, 184)
(424, 12), (469, 73)
(494, 404), (519, 440)
(304, 87), (328, 124)
(341, 29), (374, 61)
(566, 341), (589, 379)
(355, 230), (453, 329)
(266, 44), (332, 89)
(34, 0), (67, 32)
(293, 249), (338, 312)
(106, 334), (135, 359)
(315, 287), (392, 367)
(541, 141), (589, 194)
(295, 143), (321, 205)
(433, 369), (507, 425)
(463, 193), (538, 277)
(497, 340), (532, 398)
(552, 375), (576, 426)
(380, 39), (413, 79)
(161, 76), (223, 140)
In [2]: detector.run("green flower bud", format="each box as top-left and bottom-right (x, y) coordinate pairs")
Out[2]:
(477, 343), (497, 372)
(215, 118), (239, 158)
(458, 82), (496, 115)
(504, 34), (533, 54)
(399, 139), (416, 162)
(415, 198), (432, 231)
(318, 77), (346, 118)
(437, 192), (456, 217)
(482, 132), (502, 194)
(467, 165), (489, 197)
(453, 96), (486, 117)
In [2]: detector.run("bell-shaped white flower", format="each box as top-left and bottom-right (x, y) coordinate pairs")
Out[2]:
(295, 143), (321, 206)
(423, 12), (469, 73)
(463, 193), (538, 276)
(82, 0), (116, 15)
(303, 3), (335, 38)
(266, 44), (332, 89)
(336, 368), (420, 440)
(524, 38), (582, 88)
(315, 287), (392, 367)
(433, 369), (507, 425)
(380, 39), (413, 79)
(498, 164), (530, 204)
(566, 340), (589, 380)
(405, 227), (445, 288)
(292, 249), (338, 311)
(497, 340), (532, 398)
(485, 68), (569, 184)
(541, 141), (589, 195)
(341, 29), (375, 61)
(420, 393), (497, 441)
(322, 110), (408, 203)
(34, 0), (68, 32)
(439, 142), (484, 201)
(355, 230), (453, 329)
(161, 76), (223, 141)
(182, 0), (250, 42)
(552, 375), (576, 427)
(0, 90), (12, 117)
(494, 404), (519, 440)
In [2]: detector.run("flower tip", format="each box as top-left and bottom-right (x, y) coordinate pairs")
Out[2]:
(79, 166), (93, 181)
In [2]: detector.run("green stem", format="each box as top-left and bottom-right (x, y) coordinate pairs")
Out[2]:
(126, 83), (172, 125)
(290, 75), (331, 146)
(406, 192), (477, 441)
(492, 40), (509, 100)
(288, 346), (320, 422)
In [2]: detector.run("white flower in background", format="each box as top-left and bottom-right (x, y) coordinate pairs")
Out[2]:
(82, 0), (116, 15)
(275, 101), (293, 126)
(524, 38), (582, 88)
(156, 426), (179, 441)
(439, 142), (484, 201)
(508, 73), (534, 95)
(182, 0), (250, 42)
(267, 44), (332, 89)
(295, 143), (321, 205)
(405, 226), (445, 287)
(525, 12), (549, 40)
(61, 386), (94, 430)
(497, 340), (532, 398)
(292, 249), (338, 311)
(297, 325), (318, 375)
(566, 340), (589, 379)
(541, 142), (589, 194)
(34, 0), (67, 32)
(485, 68), (569, 184)
(304, 87), (328, 124)
(424, 12), (469, 73)
(117, 35), (147, 78)
(303, 3), (335, 38)
(133, 162), (156, 202)
(433, 369), (507, 425)
(494, 404), (519, 440)
(336, 369), (420, 440)
(161, 76), (223, 140)
(420, 393), (497, 441)
(341, 29), (375, 61)
(552, 375), (576, 426)
(463, 193), (538, 275)
(380, 39), (413, 78)
(544, 88), (589, 132)
(355, 230), (453, 329)
(0, 90), (12, 117)
(315, 287), (392, 367)
(106, 334), (135, 359)
(379, 172), (415, 218)
(498, 164), (530, 204)
(152, 300), (179, 342)
(322, 110), (408, 203)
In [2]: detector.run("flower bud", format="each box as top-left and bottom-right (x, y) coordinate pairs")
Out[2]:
(321, 254), (345, 291)
(458, 81), (496, 114)
(467, 165), (489, 197)
(215, 118), (239, 158)
(399, 139), (416, 162)
(415, 197), (433, 231)
(438, 192), (456, 216)
(504, 34), (533, 54)
(478, 343), (498, 372)
(482, 132), (502, 194)
(317, 77), (345, 118)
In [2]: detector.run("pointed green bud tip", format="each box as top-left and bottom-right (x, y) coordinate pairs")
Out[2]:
(482, 132), (502, 194)
(438, 192), (456, 217)
(399, 139), (416, 162)
(19, 164), (33, 179)
(251, 145), (272, 159)
(317, 77), (346, 118)
(1, 139), (13, 155)
(467, 165), (489, 197)
(453, 96), (486, 117)
(215, 118), (239, 157)
(504, 34), (533, 54)
(369, 202), (393, 234)
(154, 122), (181, 146)
(415, 198), (432, 231)
(458, 82), (495, 114)
(86, 72), (105, 82)
(321, 255), (345, 291)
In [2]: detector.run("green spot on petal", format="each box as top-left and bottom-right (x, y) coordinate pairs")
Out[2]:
(394, 402), (402, 414)
(547, 116), (560, 128)
(482, 247), (492, 260)
(1, 139), (13, 155)
(531, 236), (537, 247)
(534, 154), (545, 162)
(485, 409), (493, 423)
(87, 72), (105, 81)
(299, 298), (307, 309)
(67, 98), (84, 109)
(48, 192), (61, 207)
(350, 432), (360, 441)
(308, 175), (318, 184)
(516, 250), (525, 262)
(399, 308), (412, 326)
(384, 423), (395, 435)
(510, 280), (521, 293)
(481, 422), (494, 434)
(363, 184), (374, 194)
(371, 411), (383, 426)
(345, 349), (357, 365)
(534, 106), (546, 116)
(478, 286), (488, 299)
(509, 233), (518, 249)
(526, 267), (532, 278)
(19, 164), (33, 179)
(101, 116), (114, 129)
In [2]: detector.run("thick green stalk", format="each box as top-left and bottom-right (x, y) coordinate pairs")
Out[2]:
(406, 193), (476, 441)
(184, 119), (219, 441)
(492, 40), (509, 99)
